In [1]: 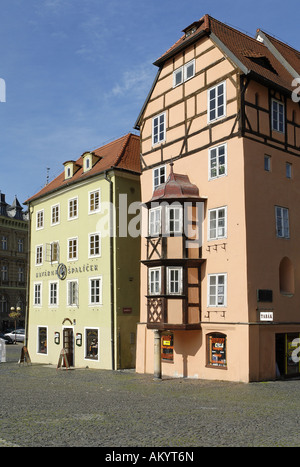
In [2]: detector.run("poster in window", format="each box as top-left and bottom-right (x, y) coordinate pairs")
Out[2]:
(161, 333), (174, 362)
(208, 334), (226, 367)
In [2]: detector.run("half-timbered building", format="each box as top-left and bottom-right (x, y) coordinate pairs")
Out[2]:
(135, 15), (300, 382)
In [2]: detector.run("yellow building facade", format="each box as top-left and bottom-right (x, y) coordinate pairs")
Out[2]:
(25, 133), (141, 369)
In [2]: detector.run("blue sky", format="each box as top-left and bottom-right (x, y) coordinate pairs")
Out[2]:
(0, 0), (299, 206)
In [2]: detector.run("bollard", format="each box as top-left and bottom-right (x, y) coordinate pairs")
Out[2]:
(0, 338), (6, 363)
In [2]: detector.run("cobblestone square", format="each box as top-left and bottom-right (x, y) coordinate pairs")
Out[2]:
(1, 343), (300, 448)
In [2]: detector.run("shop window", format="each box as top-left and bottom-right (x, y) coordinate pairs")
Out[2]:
(207, 333), (227, 368)
(85, 329), (99, 360)
(279, 257), (294, 295)
(38, 327), (47, 354)
(161, 333), (174, 362)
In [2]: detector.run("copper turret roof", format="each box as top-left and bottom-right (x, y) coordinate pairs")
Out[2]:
(150, 163), (201, 203)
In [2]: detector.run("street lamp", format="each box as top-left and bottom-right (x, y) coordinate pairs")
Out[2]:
(9, 306), (21, 344)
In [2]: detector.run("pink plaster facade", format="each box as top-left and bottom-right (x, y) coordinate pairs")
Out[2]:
(135, 15), (300, 382)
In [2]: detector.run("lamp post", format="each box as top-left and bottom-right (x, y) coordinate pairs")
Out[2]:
(9, 306), (21, 344)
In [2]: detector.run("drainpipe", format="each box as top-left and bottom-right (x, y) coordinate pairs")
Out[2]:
(24, 206), (32, 348)
(104, 171), (115, 370)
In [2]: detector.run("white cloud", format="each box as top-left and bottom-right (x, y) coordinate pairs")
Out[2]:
(109, 63), (156, 101)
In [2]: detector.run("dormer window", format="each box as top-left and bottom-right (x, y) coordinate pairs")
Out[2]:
(81, 152), (100, 173)
(63, 161), (80, 180)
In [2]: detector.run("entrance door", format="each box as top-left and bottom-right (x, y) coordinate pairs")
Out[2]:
(63, 328), (74, 367)
(275, 334), (285, 377)
(276, 333), (300, 378)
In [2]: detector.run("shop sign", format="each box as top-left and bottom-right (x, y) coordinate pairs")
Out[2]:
(260, 311), (273, 321)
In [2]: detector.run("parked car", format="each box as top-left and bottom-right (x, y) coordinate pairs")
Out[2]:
(4, 329), (25, 343)
(0, 333), (14, 344)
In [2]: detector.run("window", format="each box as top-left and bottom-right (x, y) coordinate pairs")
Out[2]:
(272, 99), (284, 133)
(36, 245), (43, 265)
(51, 204), (60, 225)
(1, 236), (7, 250)
(1, 265), (8, 281)
(38, 327), (47, 354)
(149, 267), (161, 295)
(68, 197), (78, 219)
(166, 205), (182, 234)
(208, 207), (227, 240)
(275, 206), (289, 238)
(85, 328), (99, 360)
(36, 210), (44, 229)
(89, 233), (101, 257)
(173, 59), (195, 87)
(153, 165), (166, 190)
(286, 163), (292, 179)
(18, 267), (24, 283)
(208, 274), (227, 307)
(67, 280), (78, 306)
(89, 277), (102, 305)
(152, 112), (166, 145)
(209, 143), (227, 179)
(34, 283), (42, 306)
(207, 333), (227, 367)
(167, 267), (183, 295)
(89, 189), (100, 213)
(208, 82), (226, 122)
(149, 207), (161, 236)
(68, 238), (78, 261)
(18, 238), (24, 252)
(264, 155), (271, 172)
(51, 242), (59, 262)
(49, 281), (58, 306)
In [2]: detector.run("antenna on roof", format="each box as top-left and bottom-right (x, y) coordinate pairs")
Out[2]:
(46, 167), (50, 185)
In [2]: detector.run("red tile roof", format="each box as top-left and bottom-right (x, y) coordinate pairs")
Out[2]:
(154, 14), (297, 93)
(26, 133), (141, 204)
(257, 30), (300, 75)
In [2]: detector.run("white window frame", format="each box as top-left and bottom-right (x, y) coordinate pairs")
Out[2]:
(152, 112), (166, 146)
(173, 59), (195, 87)
(51, 204), (60, 226)
(89, 232), (101, 258)
(37, 326), (48, 355)
(153, 165), (166, 190)
(89, 276), (102, 306)
(49, 281), (59, 307)
(89, 189), (101, 214)
(67, 279), (79, 307)
(208, 273), (227, 307)
(208, 81), (226, 123)
(36, 209), (44, 230)
(33, 282), (42, 306)
(167, 267), (183, 295)
(166, 205), (183, 234)
(35, 245), (43, 265)
(275, 206), (290, 238)
(149, 207), (161, 236)
(84, 327), (99, 361)
(271, 99), (284, 133)
(68, 237), (78, 261)
(148, 267), (161, 296)
(68, 196), (78, 220)
(209, 143), (227, 180)
(208, 206), (227, 240)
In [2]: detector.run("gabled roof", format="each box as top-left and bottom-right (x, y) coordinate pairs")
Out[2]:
(25, 133), (141, 204)
(135, 15), (298, 129)
(155, 15), (296, 92)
